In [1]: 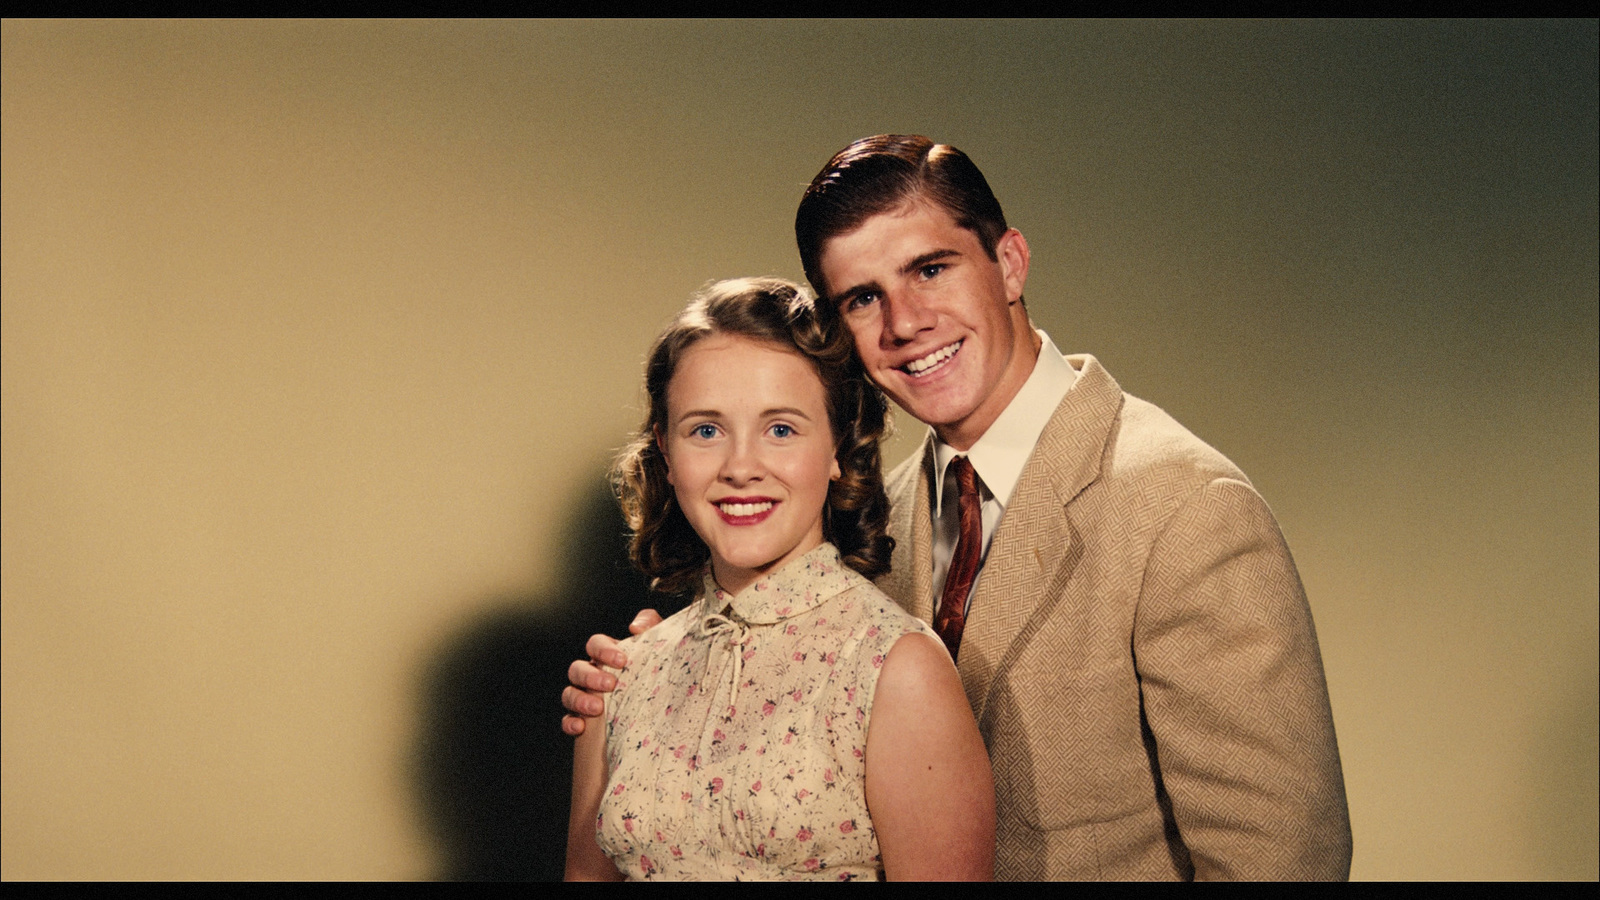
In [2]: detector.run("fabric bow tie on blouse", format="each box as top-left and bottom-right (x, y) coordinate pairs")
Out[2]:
(697, 543), (859, 713)
(697, 610), (750, 709)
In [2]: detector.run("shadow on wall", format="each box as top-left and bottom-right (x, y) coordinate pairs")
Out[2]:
(410, 474), (691, 881)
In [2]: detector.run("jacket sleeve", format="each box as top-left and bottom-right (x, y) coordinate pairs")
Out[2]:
(1134, 477), (1352, 880)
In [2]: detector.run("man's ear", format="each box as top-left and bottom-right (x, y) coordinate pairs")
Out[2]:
(997, 228), (1030, 303)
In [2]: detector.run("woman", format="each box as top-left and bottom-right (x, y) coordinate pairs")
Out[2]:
(564, 278), (993, 881)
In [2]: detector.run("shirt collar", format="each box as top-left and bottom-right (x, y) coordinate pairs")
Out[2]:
(934, 330), (1078, 511)
(701, 542), (864, 626)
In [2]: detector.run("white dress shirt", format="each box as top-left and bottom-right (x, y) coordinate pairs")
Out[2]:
(930, 330), (1078, 614)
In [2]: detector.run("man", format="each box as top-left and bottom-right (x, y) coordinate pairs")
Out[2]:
(565, 135), (1351, 879)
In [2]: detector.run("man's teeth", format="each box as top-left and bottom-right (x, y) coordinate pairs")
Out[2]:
(903, 341), (961, 375)
(719, 501), (774, 516)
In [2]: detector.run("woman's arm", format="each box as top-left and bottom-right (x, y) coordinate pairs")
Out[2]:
(564, 711), (624, 881)
(865, 632), (995, 881)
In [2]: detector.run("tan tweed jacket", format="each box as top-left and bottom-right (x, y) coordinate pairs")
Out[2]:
(876, 354), (1351, 880)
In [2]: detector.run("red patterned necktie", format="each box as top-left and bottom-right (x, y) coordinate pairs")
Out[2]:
(934, 456), (982, 661)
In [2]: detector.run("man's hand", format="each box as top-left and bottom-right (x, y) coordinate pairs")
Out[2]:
(560, 609), (664, 736)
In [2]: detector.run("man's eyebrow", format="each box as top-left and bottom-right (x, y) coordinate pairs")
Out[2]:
(899, 249), (960, 276)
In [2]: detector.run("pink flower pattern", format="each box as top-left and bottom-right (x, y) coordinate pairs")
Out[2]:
(592, 543), (935, 881)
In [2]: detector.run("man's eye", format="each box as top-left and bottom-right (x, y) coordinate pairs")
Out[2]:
(844, 292), (878, 312)
(918, 264), (945, 279)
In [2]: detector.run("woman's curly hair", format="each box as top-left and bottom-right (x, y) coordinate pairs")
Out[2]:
(613, 277), (893, 597)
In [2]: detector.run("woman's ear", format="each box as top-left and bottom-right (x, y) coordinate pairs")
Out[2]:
(831, 456), (842, 482)
(655, 426), (673, 484)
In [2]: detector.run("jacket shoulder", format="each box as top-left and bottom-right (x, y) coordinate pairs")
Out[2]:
(1031, 355), (1248, 514)
(1100, 393), (1249, 491)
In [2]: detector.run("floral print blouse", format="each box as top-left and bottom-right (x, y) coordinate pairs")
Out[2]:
(595, 542), (937, 880)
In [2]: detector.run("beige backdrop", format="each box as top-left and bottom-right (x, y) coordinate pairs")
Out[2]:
(3, 20), (1596, 880)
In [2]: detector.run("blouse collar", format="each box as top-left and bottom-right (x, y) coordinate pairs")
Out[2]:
(701, 542), (864, 626)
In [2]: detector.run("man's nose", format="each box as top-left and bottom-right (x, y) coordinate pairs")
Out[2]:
(883, 291), (935, 344)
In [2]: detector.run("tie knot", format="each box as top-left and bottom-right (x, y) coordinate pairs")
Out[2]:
(951, 455), (979, 500)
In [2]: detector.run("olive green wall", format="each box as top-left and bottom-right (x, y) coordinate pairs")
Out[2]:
(3, 20), (1595, 879)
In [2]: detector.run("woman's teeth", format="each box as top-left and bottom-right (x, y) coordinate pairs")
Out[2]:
(719, 501), (774, 516)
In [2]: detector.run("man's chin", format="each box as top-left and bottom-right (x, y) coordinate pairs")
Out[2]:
(890, 397), (973, 435)
(880, 392), (936, 425)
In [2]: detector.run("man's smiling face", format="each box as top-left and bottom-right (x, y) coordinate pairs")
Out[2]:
(819, 201), (1037, 451)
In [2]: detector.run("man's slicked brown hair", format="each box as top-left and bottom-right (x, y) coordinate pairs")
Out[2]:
(795, 134), (1009, 314)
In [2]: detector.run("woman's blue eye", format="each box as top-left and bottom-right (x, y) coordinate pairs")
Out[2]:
(693, 424), (718, 439)
(771, 424), (793, 438)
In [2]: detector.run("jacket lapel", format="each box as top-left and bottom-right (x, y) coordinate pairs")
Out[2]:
(956, 355), (1124, 722)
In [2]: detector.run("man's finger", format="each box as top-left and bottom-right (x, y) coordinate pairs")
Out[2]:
(562, 685), (606, 718)
(568, 659), (618, 693)
(629, 609), (664, 635)
(584, 634), (629, 669)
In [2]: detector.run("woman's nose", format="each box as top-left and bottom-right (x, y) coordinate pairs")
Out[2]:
(719, 437), (764, 485)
